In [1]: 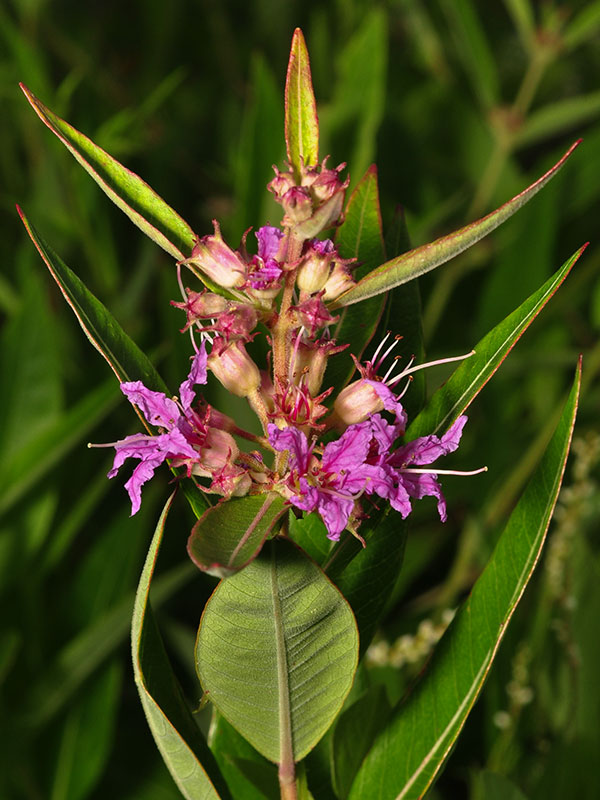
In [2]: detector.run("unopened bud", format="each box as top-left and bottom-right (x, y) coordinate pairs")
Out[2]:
(333, 379), (384, 425)
(208, 339), (261, 397)
(183, 221), (247, 289)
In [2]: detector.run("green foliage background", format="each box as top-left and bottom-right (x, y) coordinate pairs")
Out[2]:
(1, 0), (599, 797)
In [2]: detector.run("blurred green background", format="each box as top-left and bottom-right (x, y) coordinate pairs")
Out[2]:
(2, 0), (599, 797)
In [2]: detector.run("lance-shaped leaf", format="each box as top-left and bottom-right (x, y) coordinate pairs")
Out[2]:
(19, 208), (210, 518)
(406, 245), (586, 441)
(195, 538), (359, 765)
(331, 141), (580, 307)
(325, 165), (387, 392)
(20, 84), (195, 260)
(348, 362), (581, 800)
(18, 207), (167, 396)
(132, 492), (229, 800)
(285, 28), (319, 176)
(187, 494), (287, 579)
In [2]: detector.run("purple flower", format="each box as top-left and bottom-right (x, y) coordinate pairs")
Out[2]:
(379, 415), (469, 522)
(269, 421), (384, 540)
(269, 413), (477, 539)
(248, 226), (284, 289)
(107, 344), (208, 514)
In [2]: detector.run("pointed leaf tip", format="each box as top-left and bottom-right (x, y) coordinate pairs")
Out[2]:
(333, 140), (582, 307)
(285, 28), (319, 176)
(20, 84), (196, 260)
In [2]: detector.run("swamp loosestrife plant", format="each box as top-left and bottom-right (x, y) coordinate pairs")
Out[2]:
(19, 28), (585, 800)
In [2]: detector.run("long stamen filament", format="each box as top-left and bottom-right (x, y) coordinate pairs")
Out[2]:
(376, 334), (402, 371)
(370, 331), (391, 366)
(401, 466), (487, 476)
(390, 350), (475, 386)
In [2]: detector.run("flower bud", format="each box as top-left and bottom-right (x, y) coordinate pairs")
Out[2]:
(183, 221), (247, 289)
(208, 339), (261, 397)
(322, 260), (356, 301)
(333, 379), (385, 425)
(296, 239), (336, 294)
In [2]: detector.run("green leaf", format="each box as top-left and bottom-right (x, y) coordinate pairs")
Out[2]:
(348, 361), (581, 800)
(331, 141), (580, 307)
(514, 92), (600, 148)
(406, 245), (586, 441)
(326, 510), (407, 658)
(209, 712), (279, 800)
(187, 494), (287, 578)
(285, 28), (319, 177)
(20, 84), (195, 259)
(331, 685), (391, 799)
(196, 538), (358, 764)
(325, 165), (386, 392)
(18, 207), (168, 395)
(132, 492), (229, 800)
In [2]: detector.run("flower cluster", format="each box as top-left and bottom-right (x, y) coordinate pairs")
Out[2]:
(97, 157), (484, 542)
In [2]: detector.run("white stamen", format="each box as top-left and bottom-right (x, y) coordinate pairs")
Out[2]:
(384, 355), (414, 385)
(401, 466), (487, 476)
(376, 334), (402, 371)
(370, 331), (391, 366)
(391, 350), (475, 385)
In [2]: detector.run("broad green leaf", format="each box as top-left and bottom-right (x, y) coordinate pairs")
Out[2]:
(18, 208), (168, 396)
(285, 28), (319, 176)
(209, 712), (279, 800)
(514, 92), (600, 149)
(196, 538), (358, 764)
(348, 362), (581, 800)
(331, 141), (580, 307)
(325, 165), (386, 392)
(132, 492), (229, 800)
(20, 84), (195, 260)
(331, 685), (391, 799)
(187, 494), (287, 578)
(406, 245), (585, 441)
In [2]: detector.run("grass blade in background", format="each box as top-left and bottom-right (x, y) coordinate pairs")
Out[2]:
(332, 141), (580, 306)
(285, 28), (319, 176)
(406, 245), (586, 440)
(132, 492), (229, 800)
(20, 84), (195, 259)
(348, 360), (581, 800)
